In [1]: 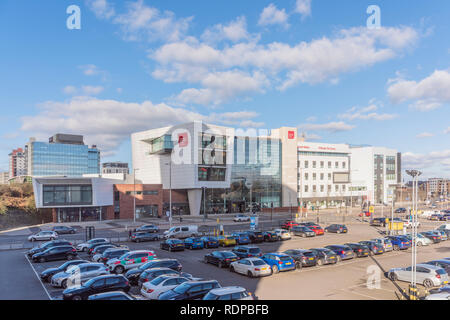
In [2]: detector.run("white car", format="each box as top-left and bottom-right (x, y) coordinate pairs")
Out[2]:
(76, 238), (108, 252)
(272, 229), (291, 240)
(404, 233), (432, 246)
(203, 286), (255, 300)
(402, 220), (420, 229)
(140, 274), (191, 300)
(421, 210), (439, 218)
(233, 215), (250, 222)
(230, 258), (272, 277)
(28, 231), (58, 242)
(50, 263), (109, 288)
(388, 264), (449, 288)
(425, 292), (450, 300)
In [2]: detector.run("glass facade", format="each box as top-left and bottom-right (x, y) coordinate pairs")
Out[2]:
(30, 141), (100, 176)
(43, 185), (92, 206)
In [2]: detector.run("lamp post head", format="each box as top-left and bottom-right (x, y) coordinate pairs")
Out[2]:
(406, 170), (422, 178)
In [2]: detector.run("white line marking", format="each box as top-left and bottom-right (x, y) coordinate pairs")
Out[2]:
(24, 254), (53, 300)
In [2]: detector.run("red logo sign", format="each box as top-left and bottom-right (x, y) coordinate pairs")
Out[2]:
(178, 133), (188, 147)
(288, 131), (295, 139)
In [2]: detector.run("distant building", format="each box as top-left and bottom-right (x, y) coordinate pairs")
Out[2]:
(0, 172), (9, 184)
(25, 134), (100, 177)
(9, 148), (27, 179)
(427, 178), (449, 198)
(102, 162), (129, 175)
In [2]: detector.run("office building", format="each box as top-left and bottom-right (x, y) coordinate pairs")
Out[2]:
(102, 162), (129, 175)
(9, 148), (27, 178)
(427, 178), (449, 198)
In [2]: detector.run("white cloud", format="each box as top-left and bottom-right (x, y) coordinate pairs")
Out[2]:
(402, 150), (450, 172)
(416, 132), (434, 138)
(388, 69), (450, 111)
(81, 86), (104, 95)
(338, 103), (398, 121)
(86, 0), (115, 19)
(444, 127), (450, 134)
(298, 121), (355, 133)
(78, 64), (106, 77)
(294, 0), (312, 19)
(201, 16), (250, 43)
(258, 4), (289, 28)
(63, 86), (77, 95)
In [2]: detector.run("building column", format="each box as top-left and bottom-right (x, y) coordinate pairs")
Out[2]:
(187, 189), (202, 216)
(79, 208), (81, 222)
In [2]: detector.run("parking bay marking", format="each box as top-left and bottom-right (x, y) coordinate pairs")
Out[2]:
(24, 254), (53, 300)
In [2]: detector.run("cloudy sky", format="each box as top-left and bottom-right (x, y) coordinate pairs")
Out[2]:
(1, 0), (449, 179)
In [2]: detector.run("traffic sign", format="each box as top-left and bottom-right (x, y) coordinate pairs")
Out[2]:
(369, 206), (374, 213)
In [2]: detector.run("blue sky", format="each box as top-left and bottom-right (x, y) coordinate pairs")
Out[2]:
(1, 0), (449, 178)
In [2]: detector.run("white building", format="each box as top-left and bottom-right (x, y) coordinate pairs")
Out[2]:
(0, 172), (9, 185)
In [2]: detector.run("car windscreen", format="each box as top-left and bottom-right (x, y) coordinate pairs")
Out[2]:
(203, 292), (219, 300)
(302, 251), (315, 257)
(173, 282), (191, 294)
(150, 276), (167, 286)
(221, 252), (235, 258)
(252, 260), (266, 266)
(249, 248), (261, 254)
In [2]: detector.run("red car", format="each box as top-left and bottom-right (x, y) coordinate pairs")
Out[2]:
(359, 211), (371, 217)
(308, 225), (324, 236)
(281, 220), (299, 230)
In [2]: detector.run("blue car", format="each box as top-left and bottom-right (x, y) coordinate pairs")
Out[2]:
(200, 236), (220, 248)
(261, 253), (296, 273)
(231, 233), (251, 245)
(387, 236), (411, 250)
(184, 237), (204, 250)
(324, 245), (355, 261)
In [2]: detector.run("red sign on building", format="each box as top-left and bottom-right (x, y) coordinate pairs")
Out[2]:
(178, 133), (188, 147)
(288, 131), (295, 139)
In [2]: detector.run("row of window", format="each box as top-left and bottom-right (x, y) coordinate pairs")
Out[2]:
(124, 190), (159, 196)
(298, 160), (346, 169)
(300, 184), (347, 193)
(43, 185), (92, 205)
(299, 172), (333, 181)
(198, 167), (227, 181)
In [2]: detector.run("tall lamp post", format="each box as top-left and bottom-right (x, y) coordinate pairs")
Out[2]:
(133, 168), (140, 223)
(164, 159), (173, 229)
(406, 169), (422, 300)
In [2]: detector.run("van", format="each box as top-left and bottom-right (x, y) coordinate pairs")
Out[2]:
(163, 225), (198, 239)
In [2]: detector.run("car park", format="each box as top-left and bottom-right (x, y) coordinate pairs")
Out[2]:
(388, 264), (449, 288)
(245, 231), (264, 243)
(200, 236), (220, 248)
(76, 238), (108, 252)
(371, 238), (394, 252)
(344, 243), (370, 258)
(229, 258), (272, 278)
(130, 231), (160, 243)
(424, 260), (450, 275)
(218, 235), (237, 247)
(324, 224), (348, 234)
(32, 245), (78, 263)
(88, 291), (135, 300)
(203, 286), (254, 300)
(160, 239), (185, 252)
(141, 274), (191, 300)
(204, 251), (239, 268)
(386, 235), (411, 250)
(107, 250), (157, 274)
(98, 248), (130, 264)
(358, 240), (385, 255)
(184, 237), (204, 249)
(260, 253), (296, 273)
(262, 231), (278, 242)
(271, 228), (291, 240)
(430, 214), (442, 221)
(231, 232), (251, 245)
(62, 275), (130, 300)
(308, 248), (338, 265)
(51, 263), (109, 289)
(52, 226), (76, 234)
(291, 226), (315, 238)
(27, 240), (73, 258)
(283, 249), (318, 268)
(402, 219), (420, 229)
(324, 245), (355, 261)
(88, 242), (123, 255)
(28, 231), (58, 242)
(134, 224), (159, 233)
(232, 246), (262, 259)
(125, 259), (182, 286)
(138, 268), (194, 289)
(163, 225), (198, 239)
(158, 280), (221, 300)
(233, 214), (250, 222)
(40, 260), (89, 282)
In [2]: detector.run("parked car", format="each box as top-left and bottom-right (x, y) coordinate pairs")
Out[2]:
(434, 230), (448, 241)
(76, 238), (108, 252)
(160, 239), (185, 252)
(324, 224), (348, 234)
(307, 225), (325, 236)
(52, 226), (76, 234)
(27, 240), (73, 258)
(134, 224), (159, 233)
(308, 248), (338, 265)
(88, 242), (121, 255)
(386, 235), (411, 250)
(283, 249), (318, 268)
(99, 248), (130, 264)
(158, 280), (221, 300)
(184, 237), (204, 249)
(32, 245), (78, 263)
(291, 226), (315, 238)
(203, 286), (255, 300)
(90, 244), (117, 260)
(28, 231), (58, 242)
(395, 208), (407, 213)
(424, 260), (450, 276)
(403, 233), (432, 247)
(230, 258), (272, 277)
(428, 284), (450, 295)
(245, 231), (265, 243)
(204, 251), (239, 268)
(402, 219), (420, 229)
(324, 245), (355, 262)
(345, 242), (371, 257)
(125, 259), (182, 286)
(371, 238), (394, 252)
(233, 215), (250, 222)
(141, 274), (191, 300)
(40, 260), (88, 282)
(280, 220), (299, 230)
(370, 217), (387, 227)
(425, 292), (450, 300)
(51, 263), (109, 289)
(106, 250), (157, 274)
(430, 214), (442, 221)
(260, 253), (296, 273)
(218, 235), (237, 247)
(358, 240), (385, 255)
(262, 231), (278, 242)
(231, 233), (251, 245)
(163, 225), (198, 239)
(130, 231), (160, 243)
(271, 229), (291, 240)
(388, 264), (449, 288)
(420, 231), (441, 244)
(200, 236), (220, 248)
(62, 275), (130, 300)
(88, 291), (135, 300)
(138, 268), (194, 289)
(232, 246), (262, 259)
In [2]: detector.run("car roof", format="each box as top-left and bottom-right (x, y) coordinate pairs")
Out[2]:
(142, 267), (176, 273)
(128, 250), (154, 254)
(244, 257), (265, 261)
(76, 263), (105, 268)
(417, 264), (443, 270)
(208, 286), (245, 295)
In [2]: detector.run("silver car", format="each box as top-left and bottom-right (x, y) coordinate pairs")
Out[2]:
(388, 264), (449, 288)
(76, 238), (108, 252)
(203, 286), (255, 300)
(50, 263), (109, 289)
(230, 258), (272, 278)
(371, 238), (394, 252)
(28, 231), (58, 242)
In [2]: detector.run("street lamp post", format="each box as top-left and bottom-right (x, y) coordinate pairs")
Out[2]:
(164, 159), (173, 229)
(133, 168), (139, 224)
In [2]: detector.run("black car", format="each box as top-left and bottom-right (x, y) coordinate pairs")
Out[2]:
(421, 231), (442, 243)
(27, 240), (73, 258)
(158, 280), (221, 300)
(245, 231), (265, 243)
(99, 248), (130, 264)
(40, 260), (88, 282)
(344, 243), (370, 258)
(370, 218), (387, 227)
(160, 239), (185, 251)
(88, 291), (135, 300)
(232, 246), (262, 259)
(52, 226), (76, 234)
(395, 208), (407, 213)
(359, 240), (385, 255)
(309, 248), (338, 265)
(130, 231), (160, 243)
(91, 244), (117, 257)
(138, 268), (193, 288)
(204, 251), (239, 268)
(134, 224), (159, 233)
(87, 241), (113, 254)
(62, 275), (130, 300)
(424, 260), (450, 275)
(32, 245), (78, 263)
(324, 224), (348, 234)
(263, 231), (278, 242)
(283, 249), (318, 268)
(125, 259), (182, 285)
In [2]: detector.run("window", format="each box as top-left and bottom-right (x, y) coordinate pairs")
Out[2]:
(328, 161), (331, 168)
(320, 161), (324, 168)
(198, 167), (226, 181)
(313, 173), (316, 180)
(328, 173), (331, 180)
(304, 161), (308, 168)
(328, 185), (331, 192)
(335, 185), (339, 192)
(342, 162), (346, 169)
(335, 162), (339, 168)
(105, 277), (120, 285)
(312, 161), (316, 168)
(320, 173), (324, 180)
(320, 185), (324, 192)
(305, 173), (308, 180)
(313, 185), (316, 192)
(304, 185), (308, 192)
(43, 185), (92, 206)
(342, 185), (346, 191)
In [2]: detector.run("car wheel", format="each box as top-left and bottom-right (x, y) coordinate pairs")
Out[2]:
(218, 262), (223, 268)
(337, 230), (341, 234)
(423, 279), (434, 288)
(136, 239), (140, 243)
(39, 257), (46, 263)
(115, 266), (125, 274)
(62, 279), (68, 289)
(67, 254), (75, 260)
(31, 238), (35, 242)
(417, 242), (422, 247)
(389, 273), (398, 281)
(204, 256), (208, 264)
(247, 271), (253, 278)
(295, 261), (302, 270)
(301, 233), (306, 238)
(272, 265), (279, 274)
(337, 256), (342, 262)
(82, 247), (87, 252)
(72, 295), (82, 301)
(394, 245), (399, 251)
